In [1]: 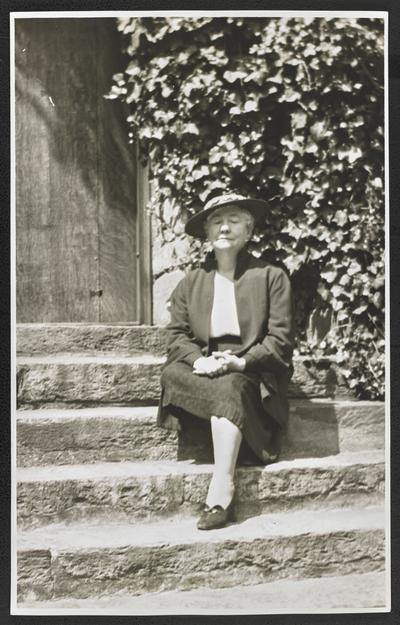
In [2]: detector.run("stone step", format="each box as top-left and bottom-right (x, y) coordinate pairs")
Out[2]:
(14, 571), (388, 613)
(17, 323), (168, 356)
(17, 504), (385, 601)
(17, 401), (385, 467)
(16, 353), (164, 407)
(13, 354), (347, 409)
(16, 451), (385, 529)
(17, 352), (353, 409)
(17, 407), (178, 466)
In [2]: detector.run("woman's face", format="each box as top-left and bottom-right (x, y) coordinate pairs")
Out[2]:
(205, 205), (253, 253)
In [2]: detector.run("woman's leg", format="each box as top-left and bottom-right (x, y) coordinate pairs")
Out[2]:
(205, 416), (243, 509)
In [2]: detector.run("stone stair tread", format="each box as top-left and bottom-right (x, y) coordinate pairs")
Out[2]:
(18, 504), (385, 551)
(16, 398), (385, 420)
(17, 449), (385, 482)
(16, 405), (159, 422)
(17, 353), (165, 365)
(14, 570), (387, 613)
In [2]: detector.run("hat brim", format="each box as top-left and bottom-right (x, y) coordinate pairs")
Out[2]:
(185, 198), (269, 239)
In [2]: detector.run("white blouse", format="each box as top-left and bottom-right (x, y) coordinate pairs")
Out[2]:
(209, 272), (241, 338)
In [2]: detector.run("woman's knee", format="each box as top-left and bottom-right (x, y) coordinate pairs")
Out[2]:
(160, 365), (178, 386)
(227, 372), (256, 393)
(161, 362), (190, 386)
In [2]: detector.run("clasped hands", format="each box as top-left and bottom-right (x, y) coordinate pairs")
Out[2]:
(193, 349), (246, 377)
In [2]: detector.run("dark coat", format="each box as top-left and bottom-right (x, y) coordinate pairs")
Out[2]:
(158, 248), (294, 428)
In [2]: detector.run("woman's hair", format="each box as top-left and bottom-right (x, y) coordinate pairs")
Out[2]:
(204, 206), (255, 236)
(241, 209), (255, 233)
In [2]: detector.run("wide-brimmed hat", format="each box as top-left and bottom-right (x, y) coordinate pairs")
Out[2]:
(185, 192), (269, 239)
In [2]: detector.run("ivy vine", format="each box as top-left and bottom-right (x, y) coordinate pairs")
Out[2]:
(109, 16), (385, 400)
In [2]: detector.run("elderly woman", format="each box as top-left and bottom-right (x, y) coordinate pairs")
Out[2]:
(158, 192), (294, 530)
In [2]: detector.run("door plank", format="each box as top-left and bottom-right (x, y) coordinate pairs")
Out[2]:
(16, 19), (100, 322)
(96, 19), (138, 322)
(15, 18), (141, 323)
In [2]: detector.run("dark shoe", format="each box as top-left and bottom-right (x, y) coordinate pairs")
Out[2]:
(238, 424), (282, 466)
(261, 426), (282, 464)
(197, 500), (235, 531)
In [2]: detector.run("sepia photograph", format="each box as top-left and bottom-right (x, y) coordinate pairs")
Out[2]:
(11, 9), (389, 615)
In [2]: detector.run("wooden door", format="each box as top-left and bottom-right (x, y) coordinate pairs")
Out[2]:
(15, 18), (146, 323)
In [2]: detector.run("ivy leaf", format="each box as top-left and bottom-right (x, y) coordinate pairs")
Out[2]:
(106, 84), (127, 99)
(125, 63), (141, 77)
(278, 88), (301, 102)
(192, 165), (210, 180)
(371, 177), (383, 189)
(161, 85), (174, 98)
(348, 261), (363, 276)
(282, 179), (295, 196)
(348, 147), (363, 163)
(353, 304), (368, 315)
(310, 121), (327, 140)
(289, 222), (304, 240)
(223, 70), (247, 83)
(331, 284), (344, 298)
(333, 210), (348, 226)
(292, 111), (307, 129)
(321, 270), (337, 283)
(268, 71), (283, 84)
(244, 99), (259, 112)
(155, 57), (171, 70)
(244, 69), (268, 84)
(332, 299), (344, 311)
(182, 123), (200, 135)
(305, 142), (318, 154)
(229, 105), (242, 116)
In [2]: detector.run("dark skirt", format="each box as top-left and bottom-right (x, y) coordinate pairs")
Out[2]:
(160, 336), (281, 464)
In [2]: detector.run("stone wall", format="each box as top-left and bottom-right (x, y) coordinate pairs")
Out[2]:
(152, 209), (190, 326)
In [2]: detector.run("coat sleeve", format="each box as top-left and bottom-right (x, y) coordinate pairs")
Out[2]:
(165, 276), (204, 367)
(242, 267), (294, 375)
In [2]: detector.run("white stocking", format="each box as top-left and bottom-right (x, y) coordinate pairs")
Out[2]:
(205, 416), (242, 509)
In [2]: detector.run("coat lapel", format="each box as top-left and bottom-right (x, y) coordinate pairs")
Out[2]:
(190, 254), (215, 342)
(200, 268), (214, 342)
(234, 249), (252, 341)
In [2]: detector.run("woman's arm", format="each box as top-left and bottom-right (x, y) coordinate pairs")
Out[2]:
(242, 267), (294, 375)
(166, 276), (204, 366)
(167, 275), (237, 376)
